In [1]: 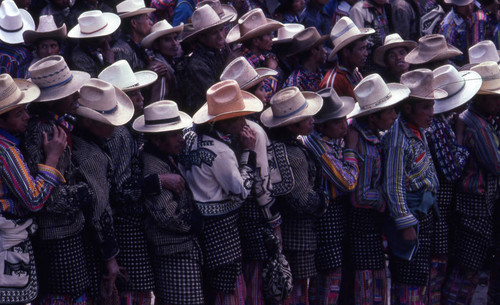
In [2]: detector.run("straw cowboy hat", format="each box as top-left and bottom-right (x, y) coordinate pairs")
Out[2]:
(405, 34), (462, 65)
(141, 20), (183, 48)
(116, 0), (155, 18)
(98, 60), (157, 92)
(193, 80), (263, 124)
(133, 100), (192, 133)
(373, 33), (417, 67)
(0, 74), (40, 115)
(68, 10), (121, 38)
(0, 0), (35, 44)
(181, 5), (232, 42)
(226, 8), (283, 44)
(221, 56), (277, 90)
(76, 79), (134, 126)
(286, 27), (329, 57)
(433, 65), (482, 114)
(328, 17), (374, 61)
(260, 87), (323, 128)
(273, 23), (304, 44)
(28, 55), (90, 102)
(444, 0), (473, 6)
(23, 15), (67, 45)
(461, 40), (500, 70)
(471, 61), (500, 95)
(197, 0), (237, 22)
(349, 74), (410, 118)
(400, 69), (448, 100)
(314, 88), (355, 123)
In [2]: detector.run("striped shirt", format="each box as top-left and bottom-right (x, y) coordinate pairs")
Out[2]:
(241, 48), (279, 103)
(350, 119), (385, 211)
(382, 116), (439, 229)
(283, 66), (323, 92)
(460, 105), (500, 195)
(302, 130), (359, 201)
(0, 129), (65, 217)
(0, 42), (31, 78)
(319, 62), (363, 98)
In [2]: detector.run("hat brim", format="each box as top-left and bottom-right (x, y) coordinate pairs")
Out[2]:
(226, 19), (283, 44)
(0, 9), (35, 44)
(286, 35), (329, 58)
(315, 96), (356, 123)
(0, 79), (41, 115)
(118, 7), (156, 19)
(193, 91), (264, 124)
(328, 28), (375, 61)
(122, 70), (158, 92)
(36, 70), (90, 102)
(260, 91), (323, 128)
(68, 13), (121, 38)
(373, 41), (418, 67)
(240, 68), (278, 90)
(141, 23), (183, 48)
(410, 88), (448, 100)
(405, 44), (463, 65)
(461, 53), (500, 70)
(133, 110), (192, 132)
(76, 85), (134, 126)
(23, 24), (67, 45)
(181, 14), (232, 42)
(433, 70), (482, 114)
(221, 4), (238, 22)
(348, 83), (410, 118)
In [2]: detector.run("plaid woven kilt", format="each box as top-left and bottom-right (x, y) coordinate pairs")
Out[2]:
(114, 214), (155, 291)
(316, 197), (346, 272)
(432, 180), (455, 256)
(389, 209), (435, 286)
(239, 200), (268, 262)
(33, 232), (89, 296)
(152, 244), (204, 305)
(349, 207), (385, 270)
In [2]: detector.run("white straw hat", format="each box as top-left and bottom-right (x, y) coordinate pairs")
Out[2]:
(23, 15), (67, 45)
(405, 34), (462, 65)
(196, 0), (237, 22)
(98, 60), (157, 92)
(328, 16), (374, 61)
(0, 74), (40, 115)
(470, 61), (500, 95)
(373, 33), (417, 67)
(220, 56), (277, 90)
(400, 69), (448, 100)
(181, 4), (232, 42)
(68, 10), (121, 38)
(462, 40), (500, 70)
(141, 20), (183, 48)
(273, 23), (304, 44)
(133, 100), (192, 132)
(226, 8), (283, 44)
(0, 0), (35, 44)
(116, 0), (155, 18)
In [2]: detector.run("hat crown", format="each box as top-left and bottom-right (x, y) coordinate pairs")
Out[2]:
(418, 34), (447, 56)
(192, 5), (221, 31)
(0, 74), (23, 107)
(294, 27), (321, 45)
(330, 16), (361, 46)
(471, 61), (500, 80)
(29, 55), (75, 91)
(469, 40), (499, 64)
(317, 88), (345, 116)
(151, 19), (174, 33)
(238, 8), (268, 37)
(270, 87), (308, 118)
(0, 0), (23, 32)
(37, 15), (59, 32)
(275, 23), (304, 41)
(354, 74), (393, 110)
(79, 79), (118, 112)
(383, 33), (405, 46)
(433, 65), (466, 97)
(117, 0), (148, 14)
(98, 60), (138, 89)
(197, 0), (224, 17)
(220, 56), (259, 88)
(401, 68), (440, 98)
(78, 10), (108, 34)
(143, 100), (181, 124)
(206, 80), (246, 116)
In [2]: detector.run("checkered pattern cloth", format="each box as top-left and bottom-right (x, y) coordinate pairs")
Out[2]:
(316, 197), (346, 272)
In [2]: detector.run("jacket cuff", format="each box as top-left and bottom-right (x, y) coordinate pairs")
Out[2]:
(38, 164), (66, 186)
(143, 174), (162, 196)
(394, 214), (418, 229)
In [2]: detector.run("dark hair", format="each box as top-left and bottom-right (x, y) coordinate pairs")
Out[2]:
(121, 15), (142, 35)
(0, 111), (10, 122)
(338, 37), (366, 62)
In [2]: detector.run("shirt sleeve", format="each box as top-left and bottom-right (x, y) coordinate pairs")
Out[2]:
(471, 124), (500, 176)
(352, 152), (384, 211)
(320, 148), (359, 194)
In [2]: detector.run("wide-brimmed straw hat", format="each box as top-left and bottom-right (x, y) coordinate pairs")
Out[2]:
(226, 8), (283, 44)
(193, 80), (263, 124)
(220, 56), (277, 90)
(181, 5), (232, 42)
(133, 100), (192, 132)
(273, 23), (304, 44)
(328, 17), (374, 61)
(28, 55), (90, 102)
(471, 61), (500, 95)
(98, 60), (157, 92)
(349, 74), (410, 118)
(405, 34), (462, 65)
(433, 65), (482, 114)
(76, 79), (134, 126)
(373, 33), (417, 67)
(0, 0), (35, 44)
(286, 27), (328, 57)
(314, 88), (355, 123)
(0, 74), (40, 115)
(444, 0), (473, 5)
(23, 15), (67, 45)
(260, 87), (323, 128)
(141, 20), (183, 48)
(461, 40), (500, 70)
(116, 0), (155, 18)
(197, 0), (237, 22)
(68, 10), (121, 38)
(400, 69), (448, 100)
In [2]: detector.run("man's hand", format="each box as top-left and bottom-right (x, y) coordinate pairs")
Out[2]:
(400, 226), (417, 241)
(240, 125), (256, 150)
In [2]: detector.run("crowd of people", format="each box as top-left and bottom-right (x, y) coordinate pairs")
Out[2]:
(0, 0), (499, 303)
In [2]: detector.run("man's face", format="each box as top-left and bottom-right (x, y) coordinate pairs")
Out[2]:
(0, 105), (30, 135)
(198, 25), (226, 50)
(476, 94), (500, 116)
(127, 89), (144, 115)
(133, 14), (153, 38)
(370, 106), (398, 131)
(455, 3), (474, 20)
(343, 39), (369, 68)
(216, 116), (247, 136)
(289, 116), (314, 136)
(51, 91), (80, 115)
(157, 33), (180, 58)
(313, 44), (326, 66)
(37, 39), (60, 59)
(406, 100), (434, 128)
(385, 47), (410, 76)
(155, 130), (185, 155)
(254, 33), (274, 52)
(292, 0), (305, 13)
(317, 117), (348, 139)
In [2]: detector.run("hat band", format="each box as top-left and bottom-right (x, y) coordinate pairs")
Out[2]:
(440, 79), (466, 99)
(81, 22), (108, 34)
(273, 100), (307, 119)
(39, 74), (74, 90)
(331, 22), (355, 41)
(95, 104), (118, 115)
(0, 82), (19, 101)
(145, 115), (181, 125)
(360, 92), (392, 110)
(481, 71), (500, 81)
(0, 23), (23, 33)
(124, 82), (140, 89)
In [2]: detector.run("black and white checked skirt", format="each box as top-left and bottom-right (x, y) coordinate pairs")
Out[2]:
(432, 180), (455, 256)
